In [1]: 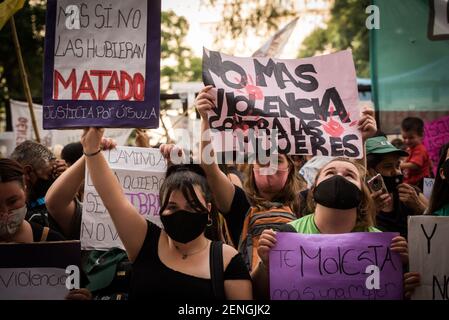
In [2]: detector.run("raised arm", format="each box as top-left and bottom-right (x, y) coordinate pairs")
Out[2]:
(195, 85), (236, 214)
(45, 155), (85, 238)
(357, 107), (377, 169)
(81, 128), (147, 262)
(45, 137), (117, 238)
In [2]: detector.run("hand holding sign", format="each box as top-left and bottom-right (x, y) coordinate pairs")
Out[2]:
(81, 128), (105, 155)
(358, 108), (377, 142)
(257, 229), (278, 267)
(195, 85), (216, 120)
(390, 235), (409, 265)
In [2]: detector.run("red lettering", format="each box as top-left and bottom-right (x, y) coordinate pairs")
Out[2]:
(120, 71), (134, 100)
(133, 72), (145, 101)
(54, 69), (77, 99)
(103, 71), (121, 100)
(90, 70), (113, 100)
(75, 71), (97, 100)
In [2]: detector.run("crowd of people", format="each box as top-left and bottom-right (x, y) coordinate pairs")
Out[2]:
(1, 86), (448, 300)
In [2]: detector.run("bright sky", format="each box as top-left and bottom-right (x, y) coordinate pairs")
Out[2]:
(162, 0), (331, 59)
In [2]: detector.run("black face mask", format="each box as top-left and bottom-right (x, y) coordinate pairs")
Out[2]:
(160, 210), (208, 244)
(313, 175), (362, 210)
(382, 174), (403, 193)
(29, 177), (55, 201)
(442, 159), (449, 182)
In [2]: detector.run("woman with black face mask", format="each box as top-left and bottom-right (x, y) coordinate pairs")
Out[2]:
(427, 142), (449, 216)
(252, 158), (415, 299)
(81, 128), (252, 300)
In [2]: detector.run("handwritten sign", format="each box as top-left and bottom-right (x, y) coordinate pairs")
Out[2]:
(10, 100), (132, 148)
(0, 241), (80, 300)
(270, 232), (403, 300)
(408, 216), (449, 300)
(202, 49), (363, 158)
(43, 0), (161, 129)
(423, 178), (435, 200)
(423, 115), (449, 176)
(81, 146), (166, 250)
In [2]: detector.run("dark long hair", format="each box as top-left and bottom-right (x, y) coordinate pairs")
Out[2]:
(159, 164), (221, 241)
(427, 143), (449, 215)
(0, 158), (25, 187)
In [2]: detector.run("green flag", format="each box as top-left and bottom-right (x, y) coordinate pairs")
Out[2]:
(371, 0), (449, 133)
(0, 0), (25, 30)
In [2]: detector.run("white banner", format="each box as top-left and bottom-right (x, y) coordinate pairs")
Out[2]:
(408, 216), (449, 300)
(81, 146), (166, 250)
(9, 99), (132, 148)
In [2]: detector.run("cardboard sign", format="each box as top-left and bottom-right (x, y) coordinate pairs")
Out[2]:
(43, 0), (161, 129)
(0, 241), (80, 300)
(10, 100), (132, 148)
(270, 232), (403, 300)
(202, 49), (363, 158)
(81, 146), (166, 250)
(408, 216), (449, 300)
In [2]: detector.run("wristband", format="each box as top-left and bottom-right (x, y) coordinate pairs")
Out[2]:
(83, 148), (102, 157)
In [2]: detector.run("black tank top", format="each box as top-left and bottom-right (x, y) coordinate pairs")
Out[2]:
(129, 221), (250, 300)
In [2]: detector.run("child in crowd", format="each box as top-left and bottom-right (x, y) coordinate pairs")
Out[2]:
(400, 117), (431, 189)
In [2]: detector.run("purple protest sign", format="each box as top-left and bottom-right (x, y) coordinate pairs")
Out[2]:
(43, 0), (160, 129)
(423, 115), (449, 176)
(270, 232), (403, 300)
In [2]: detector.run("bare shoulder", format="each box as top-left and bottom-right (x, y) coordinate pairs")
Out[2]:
(222, 243), (239, 269)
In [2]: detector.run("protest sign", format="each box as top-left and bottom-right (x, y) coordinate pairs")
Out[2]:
(270, 232), (403, 300)
(423, 115), (449, 176)
(0, 241), (80, 300)
(408, 216), (449, 300)
(81, 146), (166, 250)
(10, 100), (132, 148)
(202, 48), (363, 158)
(423, 178), (435, 200)
(43, 0), (161, 129)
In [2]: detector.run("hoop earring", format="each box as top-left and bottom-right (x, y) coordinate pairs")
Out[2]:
(206, 215), (213, 227)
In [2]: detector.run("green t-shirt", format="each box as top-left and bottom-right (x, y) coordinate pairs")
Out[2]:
(433, 203), (449, 216)
(288, 213), (381, 234)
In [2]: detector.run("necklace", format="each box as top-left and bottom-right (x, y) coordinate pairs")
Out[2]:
(175, 240), (209, 259)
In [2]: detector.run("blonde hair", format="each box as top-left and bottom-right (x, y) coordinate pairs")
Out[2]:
(244, 155), (305, 215)
(307, 157), (376, 229)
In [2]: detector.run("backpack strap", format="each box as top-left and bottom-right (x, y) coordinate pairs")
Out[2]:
(209, 241), (225, 300)
(40, 227), (49, 242)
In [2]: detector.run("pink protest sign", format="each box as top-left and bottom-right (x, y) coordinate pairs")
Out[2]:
(423, 115), (449, 176)
(269, 232), (403, 300)
(202, 49), (363, 158)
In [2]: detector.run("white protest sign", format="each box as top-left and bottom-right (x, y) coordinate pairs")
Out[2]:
(202, 49), (363, 158)
(0, 241), (80, 300)
(10, 99), (132, 148)
(423, 178), (435, 200)
(408, 216), (449, 300)
(81, 146), (166, 250)
(0, 268), (69, 300)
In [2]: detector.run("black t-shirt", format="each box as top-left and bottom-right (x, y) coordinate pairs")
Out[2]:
(30, 221), (66, 242)
(129, 221), (251, 300)
(225, 186), (251, 246)
(27, 199), (83, 240)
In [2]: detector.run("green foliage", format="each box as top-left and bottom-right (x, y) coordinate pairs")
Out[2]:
(202, 0), (296, 45)
(161, 10), (202, 84)
(298, 0), (370, 77)
(0, 1), (46, 102)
